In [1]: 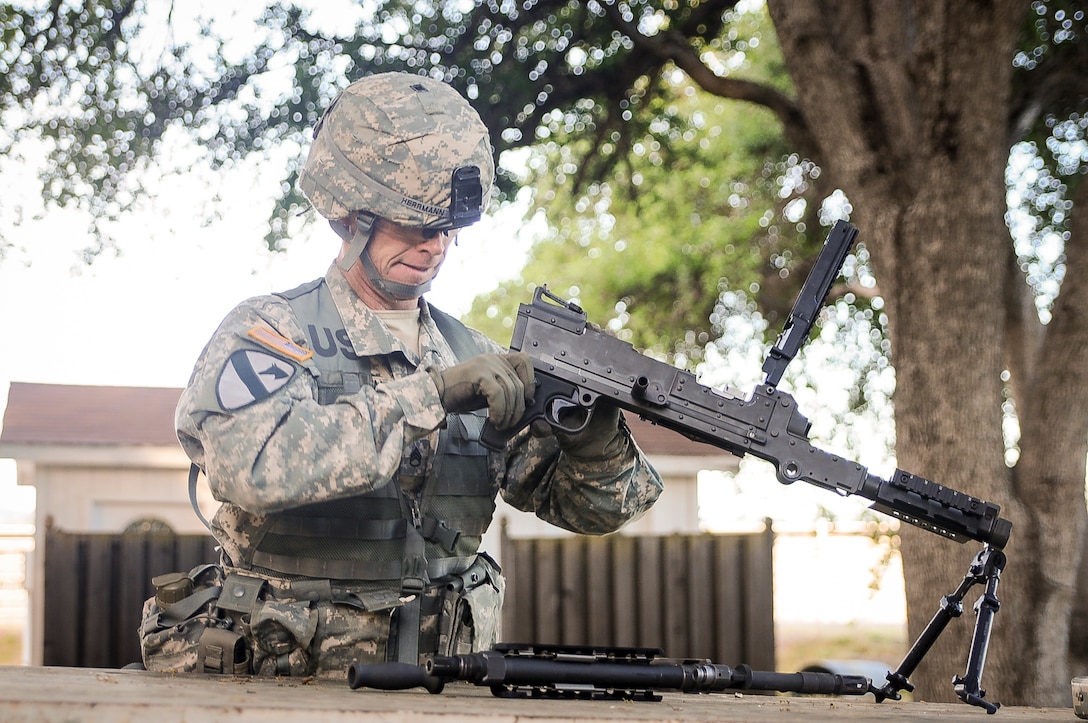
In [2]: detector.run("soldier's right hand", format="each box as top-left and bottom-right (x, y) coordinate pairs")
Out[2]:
(428, 352), (535, 430)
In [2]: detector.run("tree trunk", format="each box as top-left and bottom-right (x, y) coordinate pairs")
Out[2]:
(765, 0), (1088, 706)
(1014, 176), (1088, 703)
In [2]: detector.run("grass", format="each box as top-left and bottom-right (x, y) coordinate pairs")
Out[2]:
(776, 621), (907, 674)
(0, 627), (22, 665)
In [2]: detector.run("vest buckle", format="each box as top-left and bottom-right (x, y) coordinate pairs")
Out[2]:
(421, 517), (462, 552)
(401, 554), (428, 596)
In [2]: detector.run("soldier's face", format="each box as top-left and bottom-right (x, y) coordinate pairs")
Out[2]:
(366, 219), (457, 289)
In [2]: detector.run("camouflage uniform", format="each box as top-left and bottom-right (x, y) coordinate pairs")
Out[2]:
(169, 267), (661, 678)
(152, 71), (662, 679)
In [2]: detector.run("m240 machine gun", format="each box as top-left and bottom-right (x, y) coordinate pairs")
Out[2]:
(481, 221), (1010, 551)
(349, 221), (1012, 712)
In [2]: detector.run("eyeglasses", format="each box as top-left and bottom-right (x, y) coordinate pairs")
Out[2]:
(374, 219), (456, 246)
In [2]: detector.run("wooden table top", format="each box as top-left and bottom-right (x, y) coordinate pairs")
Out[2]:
(0, 665), (1075, 723)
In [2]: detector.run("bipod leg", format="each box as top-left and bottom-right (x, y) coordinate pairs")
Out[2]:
(953, 547), (1005, 714)
(872, 546), (1000, 710)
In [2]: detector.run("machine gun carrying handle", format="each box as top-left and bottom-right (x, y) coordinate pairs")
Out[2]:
(762, 220), (858, 387)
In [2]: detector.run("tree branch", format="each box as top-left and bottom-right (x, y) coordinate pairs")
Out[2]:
(599, 0), (816, 157)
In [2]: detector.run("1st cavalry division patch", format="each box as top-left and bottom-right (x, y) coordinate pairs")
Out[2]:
(217, 349), (297, 411)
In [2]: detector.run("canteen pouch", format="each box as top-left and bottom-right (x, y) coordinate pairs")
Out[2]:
(245, 597), (319, 677)
(138, 564), (250, 674)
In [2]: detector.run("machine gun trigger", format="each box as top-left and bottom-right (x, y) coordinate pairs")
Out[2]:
(480, 374), (592, 450)
(544, 390), (595, 435)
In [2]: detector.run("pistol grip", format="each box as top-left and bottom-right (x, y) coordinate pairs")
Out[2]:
(479, 375), (585, 450)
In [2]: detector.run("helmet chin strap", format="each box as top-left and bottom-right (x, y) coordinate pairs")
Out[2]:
(334, 214), (433, 301)
(359, 249), (433, 300)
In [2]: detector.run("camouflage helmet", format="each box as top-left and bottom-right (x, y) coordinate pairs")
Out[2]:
(299, 72), (495, 230)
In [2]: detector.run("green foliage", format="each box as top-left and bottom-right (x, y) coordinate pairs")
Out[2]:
(464, 77), (785, 358)
(1015, 1), (1088, 162)
(0, 0), (733, 300)
(0, 0), (1082, 366)
(0, 1), (747, 254)
(0, 1), (318, 254)
(461, 6), (880, 376)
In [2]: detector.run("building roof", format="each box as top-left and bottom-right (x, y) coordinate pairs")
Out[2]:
(0, 381), (728, 458)
(0, 382), (181, 447)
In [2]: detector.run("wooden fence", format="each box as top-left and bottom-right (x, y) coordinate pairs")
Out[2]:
(43, 525), (774, 670)
(500, 527), (775, 669)
(42, 530), (218, 668)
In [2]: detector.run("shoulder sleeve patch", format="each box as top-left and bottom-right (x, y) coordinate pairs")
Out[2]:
(217, 349), (297, 411)
(247, 326), (313, 362)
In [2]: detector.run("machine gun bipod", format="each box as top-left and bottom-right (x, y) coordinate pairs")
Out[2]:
(874, 544), (1006, 714)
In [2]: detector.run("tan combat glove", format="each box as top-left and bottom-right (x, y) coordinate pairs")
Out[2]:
(428, 352), (535, 429)
(549, 402), (626, 459)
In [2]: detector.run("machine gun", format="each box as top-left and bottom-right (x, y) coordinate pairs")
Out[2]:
(349, 643), (873, 699)
(480, 221), (1010, 550)
(474, 220), (1012, 712)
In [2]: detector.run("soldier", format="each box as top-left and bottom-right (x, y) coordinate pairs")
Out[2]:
(143, 72), (663, 679)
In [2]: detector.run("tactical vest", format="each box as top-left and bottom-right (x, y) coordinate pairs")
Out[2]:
(245, 278), (494, 585)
